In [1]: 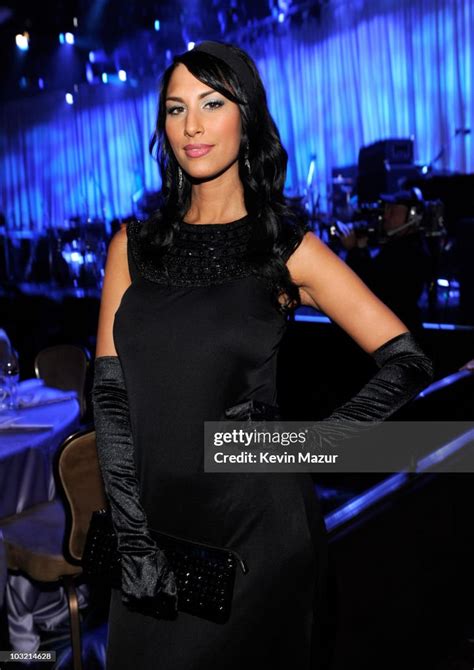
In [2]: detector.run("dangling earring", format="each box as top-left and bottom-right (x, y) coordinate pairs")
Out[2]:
(178, 166), (184, 191)
(244, 144), (251, 176)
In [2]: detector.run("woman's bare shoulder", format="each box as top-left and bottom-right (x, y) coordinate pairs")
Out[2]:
(95, 226), (131, 357)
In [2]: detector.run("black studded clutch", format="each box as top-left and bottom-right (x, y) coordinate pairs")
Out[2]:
(82, 509), (248, 624)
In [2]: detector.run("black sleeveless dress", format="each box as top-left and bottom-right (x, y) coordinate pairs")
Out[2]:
(109, 215), (328, 669)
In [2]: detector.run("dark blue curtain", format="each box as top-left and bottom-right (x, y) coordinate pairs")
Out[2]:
(246, 0), (473, 206)
(1, 0), (472, 230)
(0, 83), (160, 231)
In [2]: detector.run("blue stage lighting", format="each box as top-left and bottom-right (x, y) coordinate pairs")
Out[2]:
(278, 12), (285, 23)
(65, 93), (74, 104)
(65, 32), (75, 45)
(132, 187), (145, 203)
(85, 63), (94, 83)
(38, 78), (44, 90)
(16, 33), (29, 51)
(118, 70), (127, 82)
(154, 19), (160, 31)
(89, 51), (95, 63)
(421, 165), (429, 174)
(306, 156), (316, 186)
(102, 73), (108, 83)
(70, 251), (82, 263)
(187, 41), (195, 50)
(59, 33), (65, 44)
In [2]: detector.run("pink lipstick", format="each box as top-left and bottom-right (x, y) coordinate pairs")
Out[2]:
(184, 144), (214, 158)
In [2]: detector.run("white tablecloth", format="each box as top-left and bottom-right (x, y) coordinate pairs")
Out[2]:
(0, 379), (81, 521)
(0, 379), (81, 634)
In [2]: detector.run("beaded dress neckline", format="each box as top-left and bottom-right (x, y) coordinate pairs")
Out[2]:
(179, 215), (250, 229)
(127, 215), (253, 287)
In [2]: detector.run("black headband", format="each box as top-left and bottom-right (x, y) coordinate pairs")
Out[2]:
(192, 41), (256, 98)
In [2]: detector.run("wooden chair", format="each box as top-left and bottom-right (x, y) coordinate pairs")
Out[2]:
(57, 430), (107, 565)
(2, 429), (106, 670)
(34, 345), (91, 419)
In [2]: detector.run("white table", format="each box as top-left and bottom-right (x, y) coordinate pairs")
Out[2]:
(0, 379), (82, 647)
(0, 379), (81, 521)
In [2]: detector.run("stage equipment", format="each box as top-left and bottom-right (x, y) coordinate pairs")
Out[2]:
(0, 229), (35, 283)
(331, 165), (358, 222)
(357, 138), (422, 203)
(428, 127), (471, 169)
(359, 138), (414, 169)
(304, 154), (320, 223)
(404, 173), (474, 232)
(54, 218), (107, 287)
(327, 190), (446, 247)
(0, 218), (108, 288)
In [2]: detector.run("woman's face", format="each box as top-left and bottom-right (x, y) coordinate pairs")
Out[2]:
(164, 63), (242, 182)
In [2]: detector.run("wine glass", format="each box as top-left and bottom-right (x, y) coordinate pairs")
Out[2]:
(1, 349), (20, 410)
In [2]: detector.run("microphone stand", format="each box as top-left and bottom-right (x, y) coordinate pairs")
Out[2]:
(428, 128), (471, 170)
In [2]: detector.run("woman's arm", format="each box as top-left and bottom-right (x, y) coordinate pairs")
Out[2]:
(286, 233), (433, 438)
(287, 232), (409, 352)
(95, 226), (130, 357)
(92, 227), (177, 615)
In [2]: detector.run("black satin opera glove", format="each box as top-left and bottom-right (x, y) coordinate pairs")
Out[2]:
(91, 356), (177, 615)
(307, 331), (434, 447)
(224, 399), (282, 421)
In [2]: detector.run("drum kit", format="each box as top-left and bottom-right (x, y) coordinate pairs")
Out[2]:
(0, 216), (109, 289)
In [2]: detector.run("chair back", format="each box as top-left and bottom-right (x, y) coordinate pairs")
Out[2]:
(57, 429), (107, 562)
(35, 344), (90, 418)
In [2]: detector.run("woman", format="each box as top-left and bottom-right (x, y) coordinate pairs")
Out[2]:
(92, 41), (433, 669)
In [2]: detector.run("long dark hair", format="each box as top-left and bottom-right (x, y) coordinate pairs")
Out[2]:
(139, 42), (308, 312)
